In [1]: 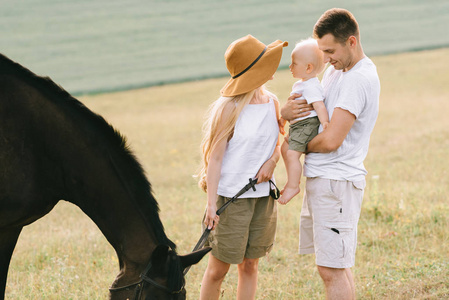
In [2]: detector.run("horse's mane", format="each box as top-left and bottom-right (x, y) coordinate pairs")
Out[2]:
(0, 53), (176, 250)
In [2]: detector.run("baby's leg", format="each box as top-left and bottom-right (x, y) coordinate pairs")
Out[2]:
(278, 149), (303, 204)
(281, 139), (290, 175)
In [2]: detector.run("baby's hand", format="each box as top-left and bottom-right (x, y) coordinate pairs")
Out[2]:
(322, 122), (329, 130)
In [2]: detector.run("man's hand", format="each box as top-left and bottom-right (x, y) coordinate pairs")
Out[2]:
(281, 93), (314, 122)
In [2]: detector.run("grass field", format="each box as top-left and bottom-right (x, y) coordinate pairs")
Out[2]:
(6, 47), (449, 299)
(1, 0), (449, 95)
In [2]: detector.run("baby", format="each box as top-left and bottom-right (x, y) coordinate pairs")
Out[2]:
(278, 38), (328, 204)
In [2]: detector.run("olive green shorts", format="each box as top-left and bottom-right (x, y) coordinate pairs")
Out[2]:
(203, 195), (277, 264)
(288, 116), (320, 153)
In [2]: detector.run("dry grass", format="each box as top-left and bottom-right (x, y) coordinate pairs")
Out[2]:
(6, 48), (449, 299)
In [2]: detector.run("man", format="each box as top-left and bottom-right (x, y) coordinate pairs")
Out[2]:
(281, 8), (380, 299)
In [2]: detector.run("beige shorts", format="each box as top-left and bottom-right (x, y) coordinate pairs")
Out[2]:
(299, 177), (365, 268)
(203, 195), (277, 264)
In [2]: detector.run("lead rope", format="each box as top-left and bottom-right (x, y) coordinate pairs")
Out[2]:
(185, 178), (280, 275)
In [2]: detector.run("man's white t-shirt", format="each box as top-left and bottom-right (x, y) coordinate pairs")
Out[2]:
(304, 57), (380, 182)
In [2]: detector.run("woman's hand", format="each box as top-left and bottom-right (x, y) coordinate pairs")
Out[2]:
(278, 117), (286, 136)
(255, 159), (276, 183)
(204, 203), (219, 230)
(280, 93), (314, 121)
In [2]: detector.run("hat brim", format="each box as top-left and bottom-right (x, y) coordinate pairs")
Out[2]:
(220, 40), (288, 97)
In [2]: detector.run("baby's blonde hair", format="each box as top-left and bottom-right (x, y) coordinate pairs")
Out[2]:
(292, 38), (325, 75)
(198, 86), (275, 192)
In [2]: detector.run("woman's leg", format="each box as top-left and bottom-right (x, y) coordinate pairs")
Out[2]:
(236, 257), (259, 300)
(200, 254), (231, 300)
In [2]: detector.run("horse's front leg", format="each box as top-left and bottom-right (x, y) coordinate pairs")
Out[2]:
(0, 227), (22, 300)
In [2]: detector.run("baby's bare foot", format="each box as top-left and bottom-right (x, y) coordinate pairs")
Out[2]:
(277, 186), (300, 205)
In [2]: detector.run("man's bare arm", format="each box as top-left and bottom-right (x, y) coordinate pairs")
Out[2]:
(307, 108), (356, 153)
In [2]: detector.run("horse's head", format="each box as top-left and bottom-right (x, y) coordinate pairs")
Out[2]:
(110, 245), (211, 300)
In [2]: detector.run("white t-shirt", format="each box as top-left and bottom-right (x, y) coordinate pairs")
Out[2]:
(218, 98), (279, 198)
(291, 77), (324, 123)
(304, 57), (380, 182)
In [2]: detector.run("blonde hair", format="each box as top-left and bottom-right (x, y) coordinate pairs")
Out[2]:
(198, 86), (275, 192)
(292, 38), (325, 75)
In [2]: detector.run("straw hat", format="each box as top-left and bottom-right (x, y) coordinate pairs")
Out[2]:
(221, 35), (288, 97)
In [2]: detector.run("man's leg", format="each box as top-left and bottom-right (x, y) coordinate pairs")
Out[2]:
(317, 266), (355, 300)
(345, 268), (356, 299)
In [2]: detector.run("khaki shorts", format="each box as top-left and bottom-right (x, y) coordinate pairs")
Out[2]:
(299, 177), (365, 268)
(203, 195), (277, 264)
(288, 116), (320, 153)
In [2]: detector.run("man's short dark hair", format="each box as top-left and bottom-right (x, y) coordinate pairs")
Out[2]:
(313, 8), (359, 44)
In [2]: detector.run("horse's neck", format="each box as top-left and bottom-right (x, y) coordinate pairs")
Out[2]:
(78, 192), (158, 285)
(64, 153), (159, 267)
(34, 96), (161, 267)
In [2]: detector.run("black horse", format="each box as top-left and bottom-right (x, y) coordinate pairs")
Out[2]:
(0, 53), (210, 299)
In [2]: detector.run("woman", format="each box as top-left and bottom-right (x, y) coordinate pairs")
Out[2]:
(197, 34), (287, 300)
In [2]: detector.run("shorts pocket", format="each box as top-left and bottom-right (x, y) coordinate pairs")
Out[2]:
(352, 180), (366, 191)
(290, 125), (315, 144)
(322, 224), (353, 260)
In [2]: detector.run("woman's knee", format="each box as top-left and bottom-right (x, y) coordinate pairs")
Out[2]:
(206, 267), (228, 281)
(238, 258), (259, 275)
(205, 259), (230, 281)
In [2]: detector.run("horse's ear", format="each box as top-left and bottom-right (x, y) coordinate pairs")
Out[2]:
(179, 247), (212, 270)
(151, 244), (170, 272)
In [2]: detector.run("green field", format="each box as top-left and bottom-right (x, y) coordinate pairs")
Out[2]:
(5, 47), (449, 299)
(1, 0), (449, 95)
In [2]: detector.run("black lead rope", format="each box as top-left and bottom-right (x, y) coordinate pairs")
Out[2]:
(184, 178), (280, 275)
(268, 179), (280, 200)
